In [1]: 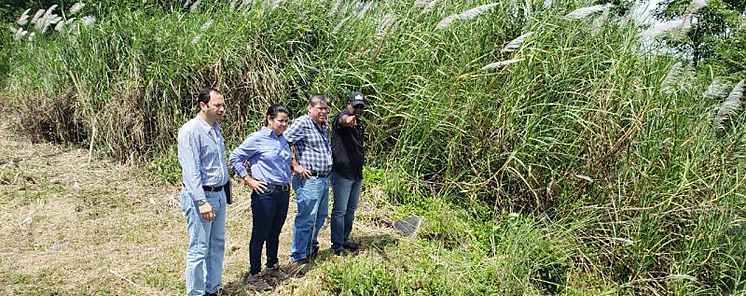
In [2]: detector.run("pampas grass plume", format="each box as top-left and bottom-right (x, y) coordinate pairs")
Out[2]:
(640, 19), (686, 38)
(200, 19), (213, 31)
(17, 9), (31, 26)
(81, 16), (96, 26)
(481, 58), (524, 71)
(565, 4), (610, 19)
(711, 80), (744, 129)
(502, 32), (533, 53)
(660, 62), (683, 94)
(69, 3), (85, 15)
(436, 3), (498, 30)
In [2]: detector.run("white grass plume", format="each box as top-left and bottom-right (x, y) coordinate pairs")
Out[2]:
(423, 0), (439, 13)
(640, 19), (686, 38)
(356, 1), (374, 19)
(230, 0), (239, 11)
(28, 32), (35, 41)
(200, 19), (213, 31)
(414, 0), (430, 7)
(240, 0), (252, 13)
(458, 3), (499, 21)
(704, 79), (728, 98)
(667, 274), (698, 281)
(261, 0), (281, 12)
(39, 14), (62, 33)
(190, 0), (202, 12)
(686, 0), (707, 14)
(611, 237), (635, 245)
(415, 0), (439, 13)
(54, 20), (65, 32)
(328, 0), (342, 17)
(69, 3), (85, 15)
(376, 13), (396, 39)
(436, 3), (498, 30)
(11, 27), (28, 41)
(191, 34), (202, 45)
(501, 32), (533, 53)
(481, 58), (524, 71)
(711, 80), (744, 129)
(332, 16), (351, 34)
(43, 5), (58, 18)
(183, 0), (191, 10)
(564, 4), (611, 19)
(66, 17), (76, 25)
(17, 9), (31, 25)
(660, 62), (683, 94)
(271, 0), (282, 11)
(591, 6), (611, 35)
(81, 16), (96, 26)
(30, 9), (44, 25)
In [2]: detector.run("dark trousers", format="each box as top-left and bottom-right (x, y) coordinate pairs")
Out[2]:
(249, 189), (289, 275)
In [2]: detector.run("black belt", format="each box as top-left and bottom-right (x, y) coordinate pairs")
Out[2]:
(265, 184), (290, 191)
(202, 183), (226, 192)
(309, 171), (329, 178)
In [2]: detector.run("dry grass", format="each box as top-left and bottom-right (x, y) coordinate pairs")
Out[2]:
(0, 122), (397, 295)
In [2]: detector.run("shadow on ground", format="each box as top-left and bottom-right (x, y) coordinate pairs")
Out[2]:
(221, 233), (399, 295)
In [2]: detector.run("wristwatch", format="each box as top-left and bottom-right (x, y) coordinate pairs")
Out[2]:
(197, 200), (207, 206)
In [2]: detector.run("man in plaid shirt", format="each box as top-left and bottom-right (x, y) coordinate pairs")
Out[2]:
(284, 94), (333, 271)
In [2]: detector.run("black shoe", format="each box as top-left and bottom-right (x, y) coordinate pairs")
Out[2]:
(333, 248), (350, 257)
(343, 241), (360, 251)
(309, 245), (320, 259)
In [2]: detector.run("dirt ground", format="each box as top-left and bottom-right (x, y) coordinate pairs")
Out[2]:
(0, 122), (397, 295)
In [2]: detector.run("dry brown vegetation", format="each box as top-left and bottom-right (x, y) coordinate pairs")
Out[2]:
(0, 122), (397, 295)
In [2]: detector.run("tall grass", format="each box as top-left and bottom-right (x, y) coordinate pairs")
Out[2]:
(3, 0), (745, 294)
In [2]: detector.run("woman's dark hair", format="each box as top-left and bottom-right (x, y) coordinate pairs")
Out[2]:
(264, 104), (290, 126)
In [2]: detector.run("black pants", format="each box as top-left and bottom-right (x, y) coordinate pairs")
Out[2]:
(249, 189), (290, 275)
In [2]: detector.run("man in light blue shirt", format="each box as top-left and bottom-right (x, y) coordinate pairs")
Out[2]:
(177, 87), (230, 296)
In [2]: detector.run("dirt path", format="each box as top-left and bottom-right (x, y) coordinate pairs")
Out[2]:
(0, 122), (396, 295)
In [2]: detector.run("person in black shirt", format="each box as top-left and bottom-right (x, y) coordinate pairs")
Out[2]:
(330, 92), (366, 256)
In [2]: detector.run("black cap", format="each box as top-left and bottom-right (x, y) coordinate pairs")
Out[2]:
(349, 92), (365, 106)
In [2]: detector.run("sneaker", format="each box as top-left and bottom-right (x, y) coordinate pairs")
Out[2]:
(285, 259), (309, 277)
(343, 241), (360, 251)
(265, 265), (289, 281)
(245, 274), (272, 292)
(333, 248), (350, 257)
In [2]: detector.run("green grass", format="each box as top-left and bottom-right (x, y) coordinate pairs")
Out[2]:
(2, 0), (745, 294)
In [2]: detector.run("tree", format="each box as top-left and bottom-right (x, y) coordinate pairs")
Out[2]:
(653, 0), (746, 72)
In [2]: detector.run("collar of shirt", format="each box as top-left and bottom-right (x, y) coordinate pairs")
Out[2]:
(195, 115), (212, 130)
(260, 126), (283, 139)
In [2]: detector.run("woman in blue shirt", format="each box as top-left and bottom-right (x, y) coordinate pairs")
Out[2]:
(229, 104), (292, 291)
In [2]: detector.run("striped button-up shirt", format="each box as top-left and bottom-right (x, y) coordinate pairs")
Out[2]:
(177, 116), (230, 201)
(284, 114), (332, 175)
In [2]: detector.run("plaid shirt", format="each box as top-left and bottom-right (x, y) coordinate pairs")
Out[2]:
(284, 114), (332, 174)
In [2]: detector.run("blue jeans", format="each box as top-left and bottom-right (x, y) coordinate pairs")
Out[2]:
(249, 189), (289, 275)
(180, 189), (226, 296)
(290, 175), (329, 262)
(330, 172), (362, 251)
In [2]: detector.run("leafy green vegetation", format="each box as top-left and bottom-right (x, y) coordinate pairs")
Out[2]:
(2, 0), (745, 294)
